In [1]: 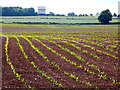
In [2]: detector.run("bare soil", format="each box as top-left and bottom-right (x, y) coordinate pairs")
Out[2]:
(2, 37), (119, 89)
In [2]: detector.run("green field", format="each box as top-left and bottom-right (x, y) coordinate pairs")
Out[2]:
(2, 23), (118, 29)
(0, 16), (119, 24)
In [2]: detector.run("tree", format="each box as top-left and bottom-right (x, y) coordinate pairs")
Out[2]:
(85, 14), (88, 16)
(113, 13), (117, 17)
(49, 12), (54, 16)
(89, 13), (93, 16)
(2, 7), (37, 16)
(98, 9), (112, 24)
(82, 14), (85, 16)
(79, 14), (82, 16)
(67, 12), (75, 16)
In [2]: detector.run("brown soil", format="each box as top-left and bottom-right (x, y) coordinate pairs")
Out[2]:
(2, 37), (26, 88)
(2, 36), (119, 89)
(51, 39), (118, 76)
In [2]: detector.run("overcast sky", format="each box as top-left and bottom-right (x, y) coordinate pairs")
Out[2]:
(1, 0), (119, 15)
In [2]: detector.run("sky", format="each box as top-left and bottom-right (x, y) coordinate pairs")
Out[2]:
(1, 0), (119, 15)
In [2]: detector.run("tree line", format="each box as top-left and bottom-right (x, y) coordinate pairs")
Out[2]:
(1, 7), (37, 16)
(1, 6), (119, 17)
(1, 7), (65, 16)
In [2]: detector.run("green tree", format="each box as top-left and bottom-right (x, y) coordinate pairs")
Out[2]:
(2, 7), (37, 16)
(68, 12), (75, 16)
(113, 13), (117, 17)
(49, 12), (54, 16)
(85, 14), (88, 16)
(89, 13), (93, 16)
(98, 9), (112, 24)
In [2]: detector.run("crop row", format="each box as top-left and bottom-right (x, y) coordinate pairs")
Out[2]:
(58, 38), (118, 60)
(16, 36), (63, 87)
(4, 37), (34, 89)
(2, 34), (120, 88)
(23, 36), (94, 87)
(39, 37), (120, 85)
(55, 33), (119, 53)
(60, 40), (100, 60)
(52, 38), (119, 68)
(32, 37), (99, 86)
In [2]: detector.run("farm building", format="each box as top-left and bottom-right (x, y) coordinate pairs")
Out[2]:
(38, 6), (46, 15)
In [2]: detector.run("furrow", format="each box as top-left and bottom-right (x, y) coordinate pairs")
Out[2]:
(15, 36), (63, 88)
(33, 37), (119, 87)
(41, 37), (119, 86)
(4, 37), (34, 89)
(54, 38), (118, 70)
(22, 37), (95, 87)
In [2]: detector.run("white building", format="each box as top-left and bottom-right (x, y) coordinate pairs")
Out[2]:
(38, 6), (46, 15)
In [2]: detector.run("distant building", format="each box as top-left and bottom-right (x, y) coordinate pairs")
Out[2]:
(38, 6), (46, 15)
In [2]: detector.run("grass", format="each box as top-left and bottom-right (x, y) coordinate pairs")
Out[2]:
(2, 23), (118, 29)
